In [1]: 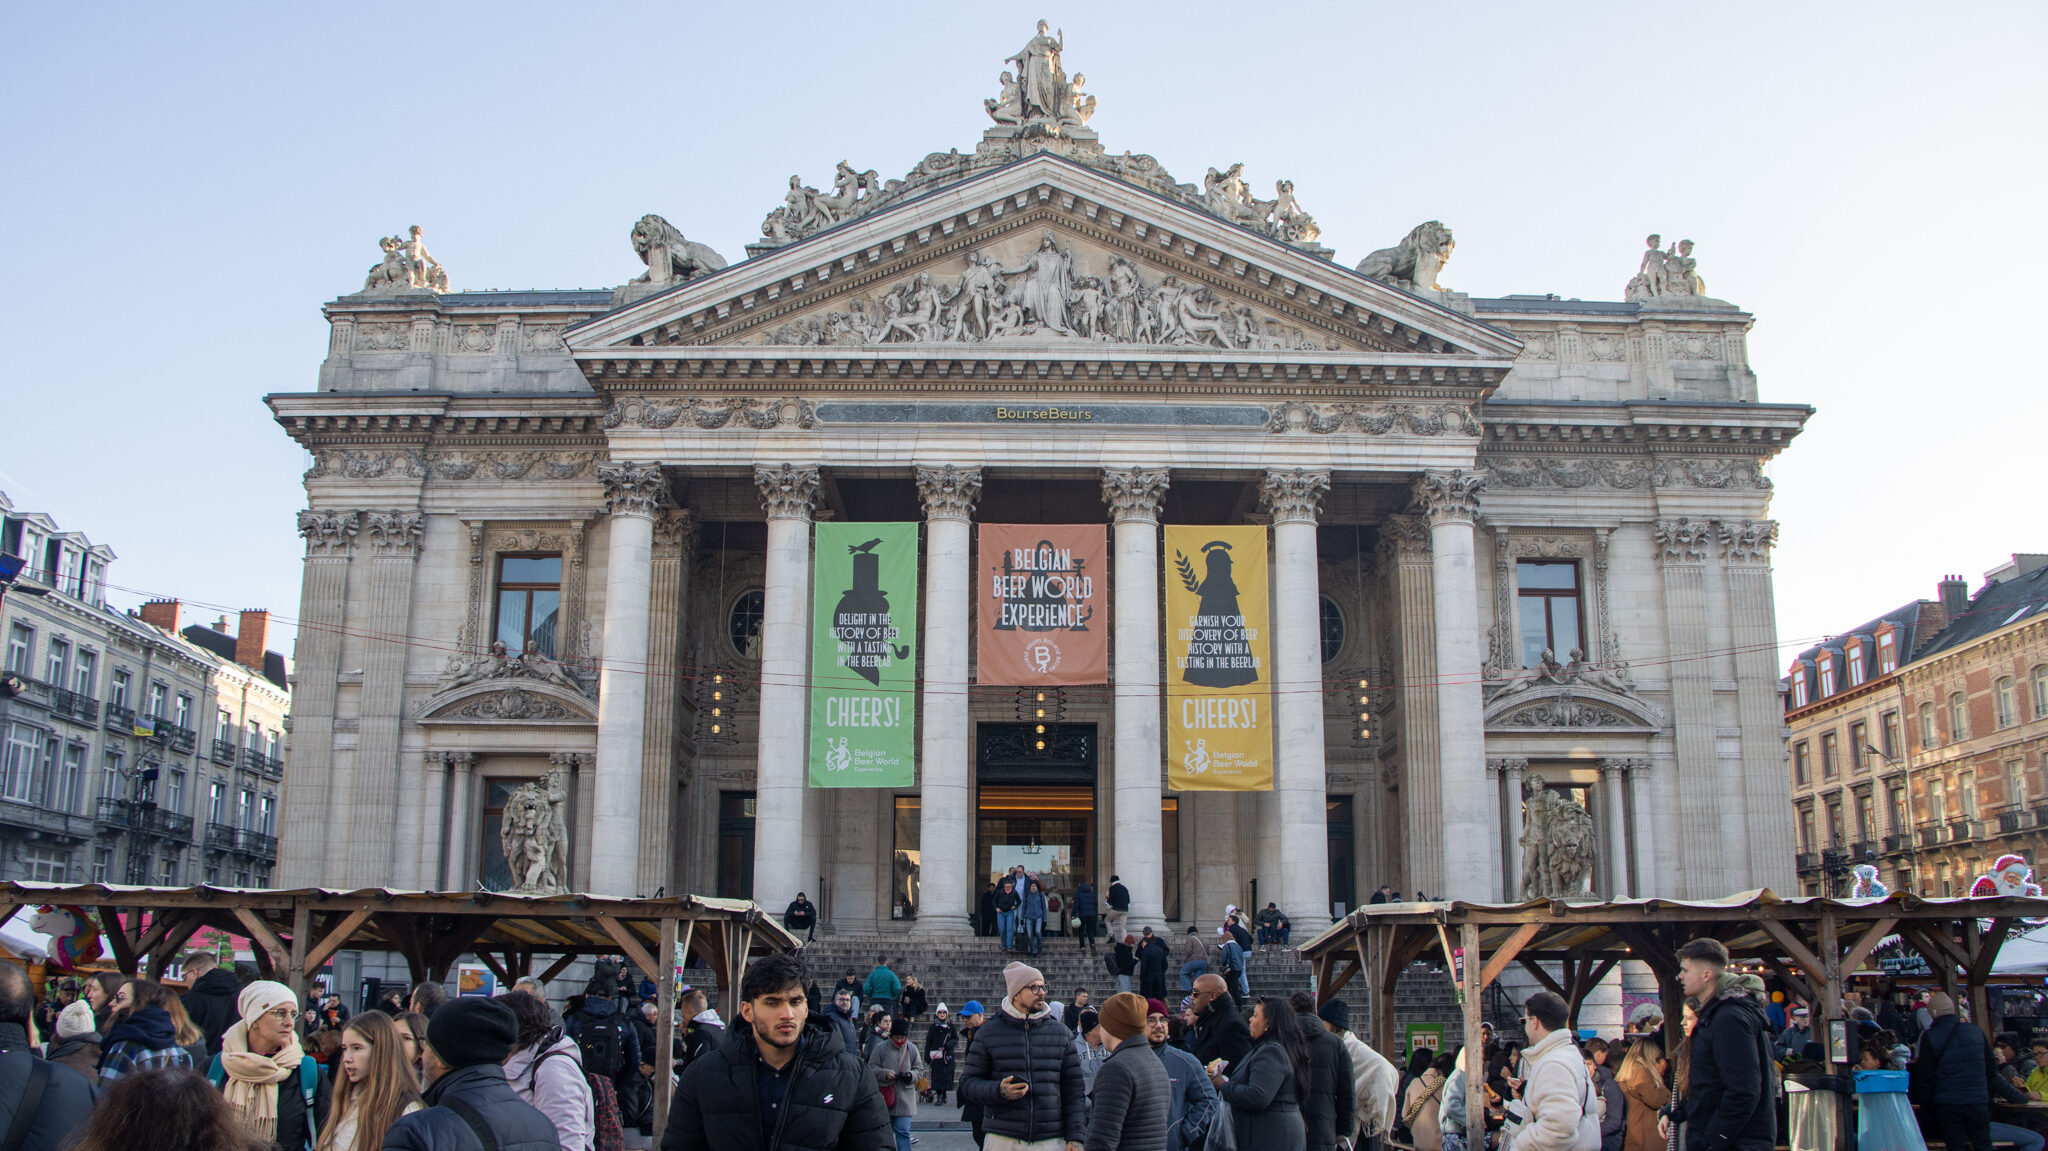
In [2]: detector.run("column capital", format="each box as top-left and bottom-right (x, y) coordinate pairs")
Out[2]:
(1260, 468), (1331, 526)
(652, 508), (697, 550)
(549, 751), (583, 769)
(447, 750), (476, 770)
(1415, 469), (1486, 527)
(1653, 517), (1714, 564)
(364, 510), (424, 556)
(298, 509), (360, 557)
(599, 460), (669, 518)
(1487, 756), (1529, 777)
(754, 463), (822, 521)
(1599, 760), (1625, 780)
(916, 465), (983, 522)
(1377, 514), (1432, 564)
(1716, 518), (1778, 565)
(1101, 468), (1170, 524)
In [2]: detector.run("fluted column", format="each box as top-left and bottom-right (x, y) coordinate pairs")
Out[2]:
(753, 465), (821, 913)
(1263, 469), (1333, 932)
(444, 752), (477, 888)
(417, 750), (448, 889)
(351, 511), (424, 888)
(1103, 468), (1170, 926)
(1601, 761), (1630, 898)
(1380, 517), (1439, 896)
(1492, 757), (1528, 898)
(1655, 518), (1719, 897)
(280, 511), (356, 887)
(1722, 520), (1795, 891)
(639, 511), (694, 897)
(1417, 470), (1490, 900)
(590, 462), (666, 896)
(915, 466), (982, 934)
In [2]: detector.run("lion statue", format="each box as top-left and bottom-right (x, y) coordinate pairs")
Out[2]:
(1355, 220), (1455, 292)
(629, 214), (728, 286)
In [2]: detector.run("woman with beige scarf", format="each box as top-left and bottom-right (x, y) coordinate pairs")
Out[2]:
(1402, 1050), (1453, 1151)
(208, 980), (334, 1151)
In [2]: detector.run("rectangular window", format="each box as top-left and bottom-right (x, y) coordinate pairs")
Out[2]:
(215, 709), (232, 743)
(145, 683), (165, 719)
(99, 750), (123, 802)
(1794, 742), (1811, 786)
(266, 731), (281, 760)
(21, 846), (67, 883)
(109, 671), (130, 710)
(165, 768), (185, 814)
(1818, 654), (1836, 697)
(71, 650), (94, 696)
(258, 794), (275, 836)
(892, 796), (921, 919)
(237, 788), (254, 828)
(494, 555), (564, 659)
(1821, 732), (1839, 779)
(173, 694), (191, 729)
(1849, 646), (1867, 687)
(1878, 631), (1898, 674)
(1920, 704), (1938, 749)
(1959, 771), (1977, 819)
(160, 858), (179, 885)
(2035, 666), (2048, 720)
(1855, 792), (1874, 841)
(1793, 670), (1810, 709)
(44, 640), (68, 689)
(5, 624), (30, 675)
(1930, 779), (1946, 823)
(1850, 722), (1869, 772)
(1889, 786), (1907, 833)
(90, 848), (111, 885)
(1827, 803), (1844, 847)
(2009, 760), (2027, 807)
(1882, 711), (1901, 759)
(208, 781), (226, 824)
(2, 723), (41, 803)
(1949, 693), (1968, 742)
(204, 864), (220, 886)
(1996, 678), (2017, 728)
(54, 744), (82, 813)
(1799, 806), (1815, 851)
(245, 720), (261, 752)
(1516, 561), (1583, 669)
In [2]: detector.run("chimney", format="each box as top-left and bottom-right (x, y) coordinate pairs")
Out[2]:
(235, 610), (269, 671)
(214, 615), (232, 634)
(138, 599), (180, 632)
(1937, 574), (1971, 620)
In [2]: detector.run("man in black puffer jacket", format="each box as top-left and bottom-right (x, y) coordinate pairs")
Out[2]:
(959, 961), (1088, 1147)
(1664, 938), (1775, 1151)
(1290, 991), (1355, 1151)
(179, 951), (242, 1056)
(384, 996), (561, 1151)
(663, 953), (892, 1151)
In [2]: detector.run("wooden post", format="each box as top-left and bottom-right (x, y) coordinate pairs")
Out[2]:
(1818, 906), (1841, 1071)
(1461, 921), (1485, 1142)
(286, 902), (312, 1000)
(653, 915), (679, 1144)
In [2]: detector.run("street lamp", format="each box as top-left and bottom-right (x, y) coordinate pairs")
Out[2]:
(1865, 743), (1917, 892)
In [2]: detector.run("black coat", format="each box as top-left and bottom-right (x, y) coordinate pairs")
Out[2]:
(1084, 1038), (1170, 1151)
(182, 967), (242, 1056)
(1218, 1038), (1306, 1151)
(382, 1063), (559, 1151)
(1296, 1011), (1355, 1151)
(1108, 883), (1131, 912)
(662, 1016), (892, 1151)
(979, 890), (1000, 931)
(1674, 983), (1775, 1151)
(1190, 996), (1253, 1072)
(900, 986), (928, 1021)
(783, 900), (816, 930)
(1112, 943), (1138, 976)
(1918, 1014), (1996, 1106)
(0, 1031), (97, 1151)
(958, 1007), (1088, 1145)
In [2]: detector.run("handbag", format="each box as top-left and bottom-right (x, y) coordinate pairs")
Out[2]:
(881, 1083), (897, 1108)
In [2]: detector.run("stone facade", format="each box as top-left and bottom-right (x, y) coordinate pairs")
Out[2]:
(270, 29), (1806, 924)
(0, 493), (290, 888)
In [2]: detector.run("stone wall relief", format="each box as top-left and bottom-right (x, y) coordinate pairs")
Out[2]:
(1484, 455), (1768, 492)
(754, 235), (1341, 351)
(1265, 402), (1480, 437)
(603, 395), (815, 432)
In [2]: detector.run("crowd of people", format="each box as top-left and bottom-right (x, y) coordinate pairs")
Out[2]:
(8, 929), (2046, 1150)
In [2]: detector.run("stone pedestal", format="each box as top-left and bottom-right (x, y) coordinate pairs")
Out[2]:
(1104, 468), (1170, 927)
(753, 465), (821, 914)
(914, 466), (981, 934)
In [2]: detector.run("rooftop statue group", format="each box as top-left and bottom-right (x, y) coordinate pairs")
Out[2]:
(760, 230), (1336, 351)
(360, 225), (448, 293)
(1625, 233), (1709, 301)
(985, 21), (1094, 132)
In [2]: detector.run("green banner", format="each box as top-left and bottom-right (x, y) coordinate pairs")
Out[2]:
(809, 522), (919, 787)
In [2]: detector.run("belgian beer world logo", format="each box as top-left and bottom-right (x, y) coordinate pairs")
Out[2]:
(976, 525), (1109, 686)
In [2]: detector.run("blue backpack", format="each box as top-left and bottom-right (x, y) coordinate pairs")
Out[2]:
(207, 1053), (321, 1150)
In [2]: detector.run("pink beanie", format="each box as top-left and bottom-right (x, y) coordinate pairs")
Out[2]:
(1004, 961), (1043, 1001)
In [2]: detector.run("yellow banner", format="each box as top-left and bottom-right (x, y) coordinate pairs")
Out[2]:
(1164, 525), (1272, 791)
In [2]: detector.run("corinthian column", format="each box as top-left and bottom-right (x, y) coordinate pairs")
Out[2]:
(1380, 516), (1440, 897)
(444, 752), (477, 888)
(916, 466), (981, 934)
(1262, 468), (1333, 932)
(1655, 517), (1718, 897)
(352, 511), (424, 888)
(753, 464), (821, 913)
(1417, 469), (1490, 900)
(1721, 519), (1795, 891)
(280, 510), (356, 888)
(592, 462), (667, 895)
(1103, 468), (1170, 926)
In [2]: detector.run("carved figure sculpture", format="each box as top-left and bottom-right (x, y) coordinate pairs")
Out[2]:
(1849, 864), (1889, 900)
(628, 214), (727, 286)
(498, 772), (569, 895)
(1356, 221), (1455, 292)
(1006, 20), (1066, 121)
(1626, 235), (1709, 301)
(440, 640), (512, 690)
(1063, 72), (1096, 127)
(361, 226), (448, 292)
(1004, 231), (1074, 333)
(1519, 774), (1596, 899)
(1272, 181), (1319, 243)
(1626, 234), (1669, 299)
(986, 71), (1024, 124)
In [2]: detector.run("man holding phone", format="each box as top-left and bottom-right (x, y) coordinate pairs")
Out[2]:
(958, 961), (1088, 1151)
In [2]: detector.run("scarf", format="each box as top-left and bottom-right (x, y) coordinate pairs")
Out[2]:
(219, 1019), (306, 1137)
(1001, 997), (1052, 1022)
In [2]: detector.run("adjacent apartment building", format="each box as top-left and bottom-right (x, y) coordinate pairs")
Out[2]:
(1787, 554), (2048, 895)
(0, 491), (290, 887)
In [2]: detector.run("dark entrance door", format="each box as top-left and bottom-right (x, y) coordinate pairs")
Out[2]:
(717, 790), (755, 899)
(976, 723), (1097, 933)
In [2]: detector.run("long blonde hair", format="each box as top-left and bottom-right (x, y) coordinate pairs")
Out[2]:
(1618, 1033), (1664, 1086)
(315, 1013), (423, 1151)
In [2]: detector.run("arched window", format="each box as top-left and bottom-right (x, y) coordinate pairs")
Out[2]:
(1318, 597), (1345, 664)
(1948, 692), (1969, 742)
(728, 589), (766, 659)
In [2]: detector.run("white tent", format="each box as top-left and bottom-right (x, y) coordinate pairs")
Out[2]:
(1993, 926), (2048, 976)
(0, 909), (52, 962)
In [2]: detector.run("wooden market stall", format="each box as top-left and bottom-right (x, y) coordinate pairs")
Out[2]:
(1299, 888), (2048, 1136)
(0, 883), (798, 1140)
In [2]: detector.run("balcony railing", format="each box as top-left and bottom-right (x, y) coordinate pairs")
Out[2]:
(0, 798), (93, 840)
(164, 724), (195, 755)
(1882, 834), (1912, 854)
(247, 752), (283, 780)
(1919, 826), (1944, 848)
(103, 704), (135, 734)
(94, 797), (193, 841)
(1999, 811), (2026, 835)
(1796, 852), (1821, 872)
(1851, 840), (1878, 860)
(210, 740), (237, 767)
(48, 688), (98, 726)
(204, 822), (277, 859)
(205, 822), (237, 851)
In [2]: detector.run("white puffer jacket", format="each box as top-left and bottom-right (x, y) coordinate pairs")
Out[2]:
(1337, 1028), (1400, 1139)
(1502, 1027), (1599, 1151)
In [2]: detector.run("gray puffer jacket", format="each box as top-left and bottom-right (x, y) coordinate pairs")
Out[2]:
(1084, 1039), (1170, 1151)
(958, 1004), (1087, 1145)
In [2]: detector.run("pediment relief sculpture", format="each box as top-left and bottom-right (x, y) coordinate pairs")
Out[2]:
(434, 639), (595, 700)
(1489, 646), (1638, 703)
(415, 676), (597, 724)
(750, 229), (1349, 351)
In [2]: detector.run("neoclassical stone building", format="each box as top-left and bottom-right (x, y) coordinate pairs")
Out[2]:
(272, 27), (1806, 933)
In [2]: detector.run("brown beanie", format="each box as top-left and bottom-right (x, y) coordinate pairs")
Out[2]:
(1099, 992), (1149, 1042)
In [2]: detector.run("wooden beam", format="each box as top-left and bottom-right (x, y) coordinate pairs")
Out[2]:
(1756, 919), (1828, 983)
(1758, 955), (1818, 1006)
(1461, 922), (1486, 1144)
(95, 906), (140, 975)
(593, 915), (660, 982)
(476, 950), (512, 986)
(286, 904), (313, 1000)
(1970, 918), (2015, 983)
(302, 909), (375, 978)
(538, 953), (581, 985)
(1478, 923), (1541, 991)
(147, 913), (209, 980)
(1903, 923), (1969, 973)
(1516, 956), (1567, 999)
(1818, 908), (1842, 1073)
(1840, 917), (1900, 979)
(653, 916), (679, 1146)
(1611, 924), (1678, 979)
(234, 908), (290, 975)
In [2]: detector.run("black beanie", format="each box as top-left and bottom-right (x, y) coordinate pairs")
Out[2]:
(427, 996), (520, 1068)
(1318, 998), (1351, 1032)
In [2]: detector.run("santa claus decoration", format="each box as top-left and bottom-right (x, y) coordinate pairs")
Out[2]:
(1969, 854), (2044, 898)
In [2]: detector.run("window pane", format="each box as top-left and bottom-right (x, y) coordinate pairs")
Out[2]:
(527, 591), (560, 657)
(499, 556), (561, 583)
(1518, 598), (1549, 667)
(1517, 562), (1577, 590)
(496, 591), (527, 652)
(1549, 598), (1582, 657)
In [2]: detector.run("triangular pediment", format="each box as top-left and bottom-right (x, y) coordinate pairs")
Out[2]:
(1483, 684), (1664, 733)
(564, 153), (1522, 365)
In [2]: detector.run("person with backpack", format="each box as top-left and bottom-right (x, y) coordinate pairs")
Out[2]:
(0, 960), (97, 1150)
(210, 980), (334, 1151)
(563, 964), (641, 1130)
(1660, 937), (1774, 1151)
(381, 996), (561, 1150)
(502, 989), (598, 1151)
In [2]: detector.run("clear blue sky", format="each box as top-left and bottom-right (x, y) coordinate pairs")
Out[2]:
(2, 2), (2041, 664)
